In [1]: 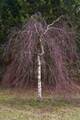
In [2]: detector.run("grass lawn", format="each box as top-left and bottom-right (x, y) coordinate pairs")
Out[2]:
(0, 88), (80, 120)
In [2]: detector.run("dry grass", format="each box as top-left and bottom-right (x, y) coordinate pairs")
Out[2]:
(0, 88), (80, 120)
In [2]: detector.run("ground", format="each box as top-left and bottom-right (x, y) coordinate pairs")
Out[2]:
(0, 88), (80, 120)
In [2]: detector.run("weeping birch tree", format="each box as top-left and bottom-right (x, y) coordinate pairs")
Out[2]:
(2, 14), (80, 99)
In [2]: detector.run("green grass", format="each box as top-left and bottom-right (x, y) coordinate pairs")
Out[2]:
(0, 89), (80, 120)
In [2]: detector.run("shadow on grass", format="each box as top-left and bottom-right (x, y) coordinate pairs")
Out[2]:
(0, 96), (75, 110)
(0, 88), (80, 109)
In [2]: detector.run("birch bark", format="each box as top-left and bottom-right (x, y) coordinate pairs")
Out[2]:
(37, 37), (44, 100)
(37, 55), (42, 99)
(34, 24), (44, 100)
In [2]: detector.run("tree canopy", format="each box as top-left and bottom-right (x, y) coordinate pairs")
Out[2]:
(0, 0), (80, 81)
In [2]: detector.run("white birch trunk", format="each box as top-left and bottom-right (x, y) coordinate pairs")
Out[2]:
(34, 24), (44, 100)
(37, 55), (42, 100)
